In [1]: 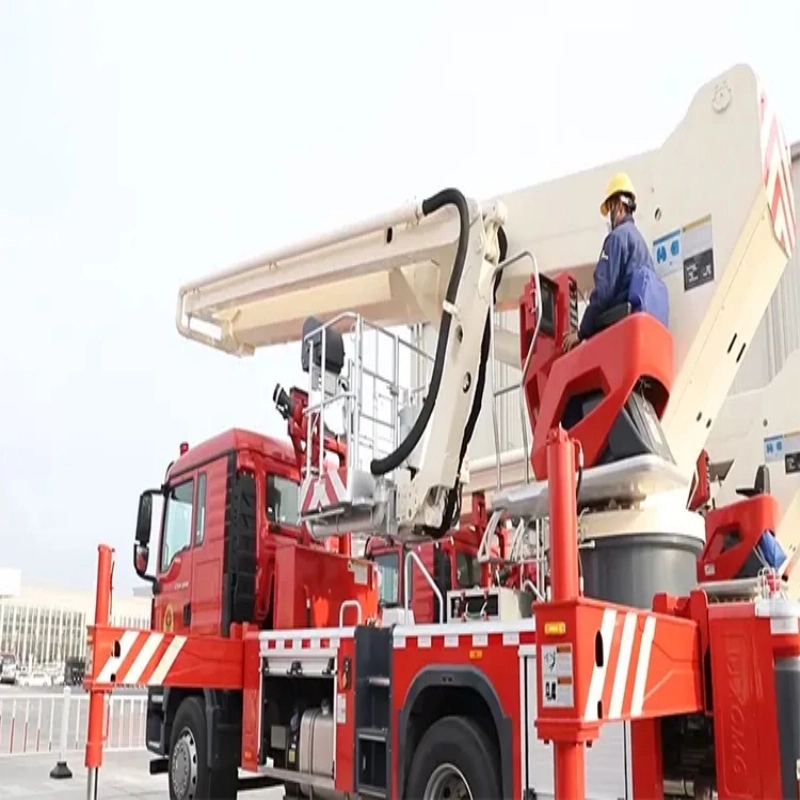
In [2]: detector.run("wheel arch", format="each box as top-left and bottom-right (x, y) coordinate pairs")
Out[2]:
(397, 665), (513, 799)
(163, 687), (241, 770)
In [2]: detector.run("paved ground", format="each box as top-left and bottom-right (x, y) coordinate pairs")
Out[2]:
(0, 687), (146, 755)
(1, 750), (286, 798)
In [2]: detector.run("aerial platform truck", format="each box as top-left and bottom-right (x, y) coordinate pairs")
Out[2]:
(83, 63), (799, 799)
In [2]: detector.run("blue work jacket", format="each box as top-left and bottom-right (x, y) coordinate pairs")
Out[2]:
(578, 216), (669, 341)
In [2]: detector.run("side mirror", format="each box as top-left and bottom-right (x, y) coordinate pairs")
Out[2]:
(134, 543), (150, 574)
(134, 488), (162, 592)
(135, 492), (154, 545)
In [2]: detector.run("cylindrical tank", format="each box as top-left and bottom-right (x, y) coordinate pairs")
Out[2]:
(578, 508), (705, 609)
(298, 702), (336, 800)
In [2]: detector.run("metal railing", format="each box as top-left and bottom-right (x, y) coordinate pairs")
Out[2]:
(0, 688), (146, 758)
(488, 250), (541, 493)
(302, 312), (433, 480)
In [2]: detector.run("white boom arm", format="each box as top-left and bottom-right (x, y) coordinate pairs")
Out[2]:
(176, 64), (795, 531)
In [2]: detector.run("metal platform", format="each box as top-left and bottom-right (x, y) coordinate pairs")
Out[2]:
(490, 454), (692, 518)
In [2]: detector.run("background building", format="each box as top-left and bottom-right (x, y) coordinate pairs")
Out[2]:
(0, 582), (150, 667)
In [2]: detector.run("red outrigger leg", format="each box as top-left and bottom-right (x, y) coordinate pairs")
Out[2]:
(543, 427), (586, 798)
(85, 544), (114, 799)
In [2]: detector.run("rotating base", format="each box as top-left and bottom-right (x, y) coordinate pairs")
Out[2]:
(581, 532), (703, 610)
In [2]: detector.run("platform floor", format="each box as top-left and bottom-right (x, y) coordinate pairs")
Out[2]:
(0, 751), (285, 798)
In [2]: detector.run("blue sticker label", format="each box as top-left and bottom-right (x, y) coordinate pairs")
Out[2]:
(653, 228), (682, 278)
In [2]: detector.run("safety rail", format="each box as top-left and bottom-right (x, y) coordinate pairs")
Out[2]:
(477, 512), (550, 601)
(302, 311), (432, 480)
(338, 598), (363, 626)
(403, 549), (445, 623)
(0, 688), (146, 758)
(488, 249), (541, 493)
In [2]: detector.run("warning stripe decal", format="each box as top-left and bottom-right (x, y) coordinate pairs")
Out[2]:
(759, 85), (796, 258)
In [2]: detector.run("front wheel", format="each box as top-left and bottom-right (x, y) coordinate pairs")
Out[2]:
(168, 697), (238, 800)
(404, 715), (501, 799)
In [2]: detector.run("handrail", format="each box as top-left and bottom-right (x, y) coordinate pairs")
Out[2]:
(487, 250), (541, 492)
(338, 599), (363, 627)
(404, 550), (445, 623)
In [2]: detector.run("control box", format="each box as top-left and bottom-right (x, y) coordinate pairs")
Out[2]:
(446, 586), (534, 623)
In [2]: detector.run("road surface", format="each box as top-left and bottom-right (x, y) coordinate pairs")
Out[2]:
(1, 750), (286, 798)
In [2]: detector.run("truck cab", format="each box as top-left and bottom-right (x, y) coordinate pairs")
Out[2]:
(134, 429), (307, 637)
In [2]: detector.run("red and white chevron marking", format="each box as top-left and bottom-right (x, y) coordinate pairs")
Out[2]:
(759, 85), (796, 258)
(94, 630), (187, 686)
(583, 608), (657, 722)
(300, 468), (348, 513)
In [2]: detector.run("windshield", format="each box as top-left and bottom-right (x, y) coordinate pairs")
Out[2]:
(1, 654), (15, 666)
(266, 474), (300, 526)
(373, 552), (400, 606)
(455, 551), (481, 589)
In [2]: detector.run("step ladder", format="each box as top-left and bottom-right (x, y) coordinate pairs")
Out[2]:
(353, 626), (393, 798)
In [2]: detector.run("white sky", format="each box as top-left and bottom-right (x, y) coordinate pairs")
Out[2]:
(1, 1), (798, 591)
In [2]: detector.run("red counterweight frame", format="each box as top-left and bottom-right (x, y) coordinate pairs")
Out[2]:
(519, 273), (673, 481)
(698, 494), (779, 582)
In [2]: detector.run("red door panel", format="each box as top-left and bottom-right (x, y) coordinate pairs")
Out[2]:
(154, 477), (195, 634)
(190, 458), (228, 636)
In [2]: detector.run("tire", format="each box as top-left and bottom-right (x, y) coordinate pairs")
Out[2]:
(404, 715), (502, 799)
(168, 696), (238, 800)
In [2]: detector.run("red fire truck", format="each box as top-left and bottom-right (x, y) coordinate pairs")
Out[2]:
(85, 64), (800, 800)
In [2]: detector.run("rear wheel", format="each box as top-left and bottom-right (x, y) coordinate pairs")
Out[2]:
(405, 715), (501, 799)
(168, 696), (238, 800)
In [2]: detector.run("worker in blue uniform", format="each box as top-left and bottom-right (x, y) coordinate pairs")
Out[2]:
(563, 173), (670, 352)
(757, 529), (787, 571)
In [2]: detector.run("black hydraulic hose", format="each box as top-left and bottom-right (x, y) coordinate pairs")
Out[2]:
(370, 188), (471, 477)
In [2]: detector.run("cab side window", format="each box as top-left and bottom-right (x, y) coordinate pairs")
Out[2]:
(373, 552), (400, 606)
(266, 474), (300, 526)
(455, 551), (480, 589)
(160, 478), (194, 572)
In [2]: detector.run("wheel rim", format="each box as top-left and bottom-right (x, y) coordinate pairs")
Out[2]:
(423, 763), (474, 800)
(171, 727), (199, 800)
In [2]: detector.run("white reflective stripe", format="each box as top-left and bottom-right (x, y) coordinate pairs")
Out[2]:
(124, 633), (164, 685)
(328, 469), (347, 501)
(148, 636), (187, 686)
(630, 616), (656, 716)
(96, 630), (141, 683)
(584, 609), (616, 722)
(608, 612), (637, 719)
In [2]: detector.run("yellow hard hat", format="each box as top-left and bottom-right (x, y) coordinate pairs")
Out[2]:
(600, 172), (636, 216)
